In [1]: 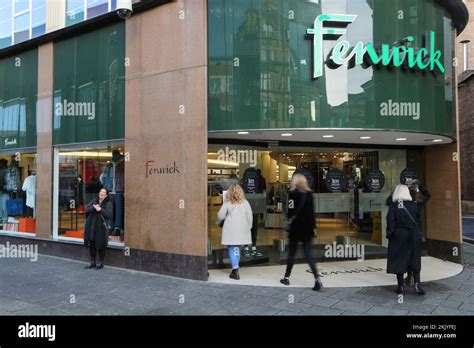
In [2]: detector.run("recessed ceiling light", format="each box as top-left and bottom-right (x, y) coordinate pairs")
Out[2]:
(322, 135), (334, 138)
(432, 139), (443, 143)
(395, 138), (407, 141)
(360, 136), (371, 140)
(281, 133), (293, 137)
(237, 131), (249, 135)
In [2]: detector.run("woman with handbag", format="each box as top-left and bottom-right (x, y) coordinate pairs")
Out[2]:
(280, 174), (322, 291)
(84, 188), (113, 270)
(386, 184), (425, 295)
(216, 184), (253, 280)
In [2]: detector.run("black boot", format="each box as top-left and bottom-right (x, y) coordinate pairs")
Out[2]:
(280, 276), (290, 286)
(95, 261), (104, 270)
(396, 284), (405, 295)
(313, 277), (323, 291)
(84, 259), (96, 269)
(229, 269), (240, 280)
(414, 282), (426, 295)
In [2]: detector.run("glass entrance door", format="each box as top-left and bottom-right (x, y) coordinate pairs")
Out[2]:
(207, 143), (407, 267)
(276, 147), (406, 262)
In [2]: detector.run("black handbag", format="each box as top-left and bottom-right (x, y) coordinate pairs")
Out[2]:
(99, 213), (112, 236)
(284, 192), (307, 232)
(400, 202), (426, 243)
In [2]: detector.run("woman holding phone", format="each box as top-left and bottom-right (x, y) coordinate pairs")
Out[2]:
(84, 188), (113, 270)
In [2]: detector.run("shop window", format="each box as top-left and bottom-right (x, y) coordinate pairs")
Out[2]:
(14, 0), (29, 14)
(31, 0), (46, 38)
(56, 145), (125, 244)
(13, 12), (29, 44)
(0, 2), (12, 49)
(66, 0), (118, 27)
(0, 152), (37, 235)
(87, 0), (109, 19)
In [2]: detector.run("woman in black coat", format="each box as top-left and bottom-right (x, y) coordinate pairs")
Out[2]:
(386, 184), (425, 295)
(280, 174), (322, 291)
(84, 188), (113, 270)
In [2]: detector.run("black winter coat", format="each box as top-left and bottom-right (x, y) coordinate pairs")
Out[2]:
(386, 201), (422, 274)
(287, 189), (315, 241)
(84, 197), (113, 249)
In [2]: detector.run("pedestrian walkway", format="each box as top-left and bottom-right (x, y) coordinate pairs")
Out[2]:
(208, 257), (462, 288)
(1, 250), (474, 316)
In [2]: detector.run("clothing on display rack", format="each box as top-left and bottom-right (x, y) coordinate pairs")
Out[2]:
(100, 150), (125, 235)
(0, 160), (8, 219)
(4, 162), (21, 193)
(22, 173), (36, 215)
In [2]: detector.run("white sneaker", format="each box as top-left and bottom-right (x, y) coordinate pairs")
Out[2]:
(243, 248), (251, 257)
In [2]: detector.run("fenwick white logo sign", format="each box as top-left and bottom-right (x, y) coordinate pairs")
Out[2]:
(306, 14), (445, 79)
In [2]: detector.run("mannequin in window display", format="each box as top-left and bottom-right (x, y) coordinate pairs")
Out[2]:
(100, 150), (124, 236)
(240, 167), (264, 258)
(4, 156), (21, 193)
(0, 159), (8, 219)
(3, 156), (22, 219)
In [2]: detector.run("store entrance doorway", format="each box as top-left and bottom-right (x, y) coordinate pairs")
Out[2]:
(207, 145), (408, 269)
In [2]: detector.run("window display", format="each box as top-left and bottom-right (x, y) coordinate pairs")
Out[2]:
(57, 146), (125, 243)
(0, 152), (37, 234)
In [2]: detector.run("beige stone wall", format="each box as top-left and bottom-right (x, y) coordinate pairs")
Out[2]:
(124, 0), (208, 257)
(36, 43), (54, 239)
(425, 144), (462, 244)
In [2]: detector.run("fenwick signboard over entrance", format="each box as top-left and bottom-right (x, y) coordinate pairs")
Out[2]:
(306, 14), (445, 79)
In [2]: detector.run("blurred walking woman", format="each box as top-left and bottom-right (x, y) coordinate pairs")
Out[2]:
(280, 174), (322, 291)
(386, 184), (425, 295)
(84, 188), (113, 270)
(216, 184), (253, 280)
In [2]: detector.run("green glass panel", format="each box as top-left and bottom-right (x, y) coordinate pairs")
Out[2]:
(0, 49), (38, 150)
(208, 0), (456, 138)
(53, 22), (125, 145)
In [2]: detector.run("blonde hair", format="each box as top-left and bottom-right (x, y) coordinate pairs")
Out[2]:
(392, 184), (412, 202)
(225, 184), (246, 204)
(290, 173), (311, 192)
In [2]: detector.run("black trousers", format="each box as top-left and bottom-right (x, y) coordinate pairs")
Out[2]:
(251, 213), (259, 246)
(397, 272), (420, 284)
(89, 241), (105, 262)
(285, 237), (318, 279)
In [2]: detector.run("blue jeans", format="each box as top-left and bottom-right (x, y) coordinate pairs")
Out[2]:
(227, 246), (241, 270)
(0, 193), (8, 219)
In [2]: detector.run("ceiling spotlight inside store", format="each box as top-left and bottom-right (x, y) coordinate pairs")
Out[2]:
(395, 138), (408, 141)
(322, 135), (334, 138)
(432, 139), (443, 143)
(360, 136), (372, 140)
(237, 131), (249, 135)
(281, 133), (293, 137)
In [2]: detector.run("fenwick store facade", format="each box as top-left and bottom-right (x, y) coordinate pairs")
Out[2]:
(0, 0), (468, 280)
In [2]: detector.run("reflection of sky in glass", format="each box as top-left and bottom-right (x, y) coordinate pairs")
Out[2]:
(322, 0), (373, 107)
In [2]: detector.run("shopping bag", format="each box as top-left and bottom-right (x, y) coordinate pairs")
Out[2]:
(6, 199), (24, 216)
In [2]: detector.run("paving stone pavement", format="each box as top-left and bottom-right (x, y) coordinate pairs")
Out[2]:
(1, 249), (474, 316)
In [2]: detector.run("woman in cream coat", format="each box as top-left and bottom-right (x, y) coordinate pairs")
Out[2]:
(216, 184), (253, 280)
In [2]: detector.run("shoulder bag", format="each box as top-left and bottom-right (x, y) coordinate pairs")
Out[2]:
(99, 214), (112, 236)
(399, 201), (425, 243)
(218, 205), (236, 228)
(284, 191), (307, 232)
